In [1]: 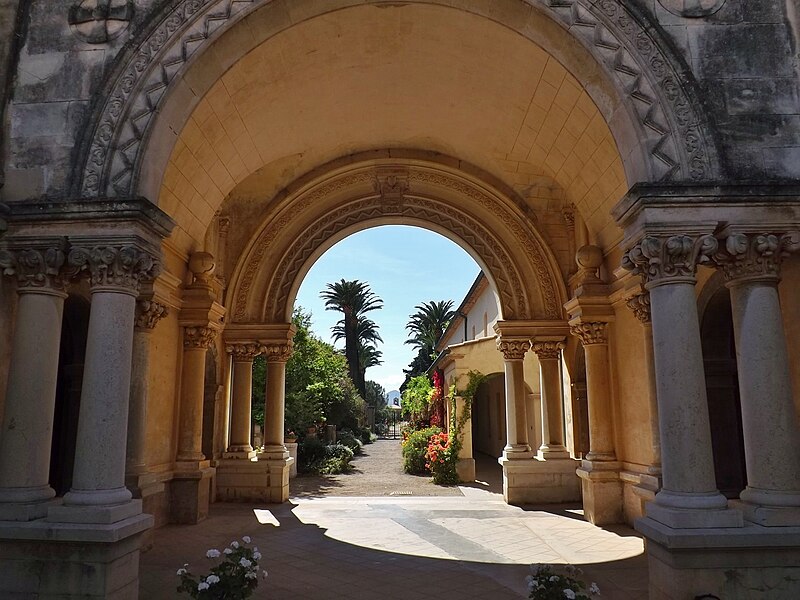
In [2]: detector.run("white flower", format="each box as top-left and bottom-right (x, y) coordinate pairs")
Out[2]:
(206, 575), (220, 585)
(589, 582), (601, 595)
(253, 551), (262, 560)
(239, 558), (252, 568)
(242, 535), (251, 544)
(253, 546), (259, 553)
(550, 575), (559, 582)
(198, 582), (209, 591)
(206, 549), (220, 558)
(245, 571), (257, 580)
(223, 548), (233, 555)
(230, 541), (240, 549)
(176, 568), (187, 576)
(564, 589), (576, 600)
(262, 570), (268, 579)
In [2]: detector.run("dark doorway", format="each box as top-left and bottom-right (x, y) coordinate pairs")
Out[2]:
(700, 286), (747, 498)
(471, 373), (506, 459)
(50, 295), (90, 496)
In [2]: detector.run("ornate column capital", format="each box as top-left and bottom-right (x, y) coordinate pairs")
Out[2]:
(715, 232), (800, 285)
(570, 322), (608, 346)
(622, 234), (717, 287)
(263, 342), (293, 363)
(184, 326), (217, 349)
(496, 338), (530, 361)
(67, 245), (160, 294)
(226, 342), (263, 362)
(531, 340), (565, 360)
(0, 243), (68, 293)
(625, 290), (651, 324)
(134, 299), (168, 330)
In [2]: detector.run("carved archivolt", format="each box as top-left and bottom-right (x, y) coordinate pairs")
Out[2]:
(228, 163), (565, 325)
(76, 0), (717, 198)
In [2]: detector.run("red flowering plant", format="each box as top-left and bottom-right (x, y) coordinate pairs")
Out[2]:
(425, 431), (459, 484)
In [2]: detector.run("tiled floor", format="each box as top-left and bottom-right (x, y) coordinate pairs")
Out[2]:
(140, 443), (648, 599)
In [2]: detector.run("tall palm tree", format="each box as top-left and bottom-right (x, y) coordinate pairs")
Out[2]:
(321, 279), (383, 398)
(358, 344), (383, 388)
(405, 300), (456, 358)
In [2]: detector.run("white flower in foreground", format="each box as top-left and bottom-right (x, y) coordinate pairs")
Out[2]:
(242, 535), (251, 543)
(245, 571), (257, 580)
(564, 589), (576, 600)
(253, 546), (259, 553)
(206, 575), (220, 585)
(231, 541), (240, 549)
(262, 570), (268, 579)
(206, 549), (220, 558)
(176, 568), (187, 576)
(550, 576), (559, 582)
(589, 582), (601, 595)
(239, 558), (252, 568)
(253, 551), (262, 560)
(223, 548), (233, 555)
(198, 582), (209, 591)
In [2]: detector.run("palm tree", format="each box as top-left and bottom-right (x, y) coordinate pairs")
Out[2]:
(321, 279), (383, 398)
(358, 344), (383, 388)
(405, 300), (456, 357)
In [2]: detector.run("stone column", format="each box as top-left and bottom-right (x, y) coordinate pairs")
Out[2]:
(126, 299), (168, 483)
(623, 234), (741, 528)
(52, 245), (158, 523)
(177, 326), (216, 462)
(532, 340), (570, 460)
(225, 342), (262, 458)
(0, 245), (67, 520)
(259, 342), (293, 503)
(497, 338), (532, 457)
(717, 232), (800, 526)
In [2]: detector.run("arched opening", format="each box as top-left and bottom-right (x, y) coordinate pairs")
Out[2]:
(49, 294), (90, 497)
(700, 285), (747, 498)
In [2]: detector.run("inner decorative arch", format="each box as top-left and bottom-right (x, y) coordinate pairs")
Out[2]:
(227, 159), (567, 324)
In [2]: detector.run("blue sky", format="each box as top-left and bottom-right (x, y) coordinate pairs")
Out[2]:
(294, 225), (481, 393)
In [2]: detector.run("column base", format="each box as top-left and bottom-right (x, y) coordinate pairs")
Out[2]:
(732, 499), (800, 527)
(216, 458), (287, 502)
(456, 458), (476, 482)
(256, 456), (294, 503)
(286, 442), (298, 479)
(222, 450), (257, 460)
(0, 497), (62, 522)
(499, 456), (580, 505)
(646, 491), (743, 529)
(637, 516), (800, 599)
(537, 444), (571, 460)
(0, 513), (152, 599)
(47, 499), (142, 525)
(170, 466), (215, 524)
(577, 460), (623, 525)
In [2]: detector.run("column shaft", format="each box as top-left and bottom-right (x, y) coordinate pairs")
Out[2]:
(583, 342), (616, 461)
(177, 345), (208, 462)
(264, 359), (286, 452)
(535, 345), (569, 460)
(65, 290), (136, 506)
(126, 330), (151, 475)
(503, 358), (529, 452)
(228, 358), (255, 453)
(0, 290), (66, 504)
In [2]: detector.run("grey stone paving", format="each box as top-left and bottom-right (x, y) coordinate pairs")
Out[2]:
(140, 441), (648, 599)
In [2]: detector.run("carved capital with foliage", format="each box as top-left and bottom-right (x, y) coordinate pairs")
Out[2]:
(135, 299), (168, 330)
(496, 338), (530, 361)
(263, 342), (293, 363)
(625, 290), (651, 324)
(226, 342), (263, 362)
(531, 340), (564, 360)
(714, 232), (800, 285)
(184, 326), (217, 349)
(67, 245), (159, 293)
(622, 234), (717, 286)
(570, 322), (608, 346)
(0, 244), (68, 292)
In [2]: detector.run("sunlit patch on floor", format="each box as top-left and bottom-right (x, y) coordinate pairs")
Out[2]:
(253, 509), (280, 526)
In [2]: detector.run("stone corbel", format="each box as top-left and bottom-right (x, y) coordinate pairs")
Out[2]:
(713, 231), (800, 284)
(0, 238), (69, 292)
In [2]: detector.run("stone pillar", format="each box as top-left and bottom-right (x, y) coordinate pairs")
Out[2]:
(497, 338), (532, 457)
(623, 234), (742, 528)
(48, 245), (158, 524)
(177, 327), (216, 462)
(717, 232), (800, 526)
(260, 342), (294, 502)
(126, 299), (168, 485)
(0, 245), (67, 520)
(454, 395), (476, 482)
(225, 342), (262, 458)
(532, 340), (570, 460)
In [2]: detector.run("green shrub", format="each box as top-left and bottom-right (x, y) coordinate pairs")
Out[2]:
(336, 431), (363, 455)
(320, 443), (354, 474)
(402, 426), (442, 475)
(298, 436), (327, 474)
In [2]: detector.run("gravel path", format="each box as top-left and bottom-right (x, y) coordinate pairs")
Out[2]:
(290, 438), (465, 497)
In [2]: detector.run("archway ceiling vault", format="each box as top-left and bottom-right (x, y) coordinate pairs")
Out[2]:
(156, 3), (628, 256)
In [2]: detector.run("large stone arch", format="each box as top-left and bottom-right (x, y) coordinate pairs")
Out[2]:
(73, 0), (719, 202)
(227, 157), (567, 324)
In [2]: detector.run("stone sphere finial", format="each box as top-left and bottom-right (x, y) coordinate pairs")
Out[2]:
(575, 245), (603, 284)
(189, 251), (216, 286)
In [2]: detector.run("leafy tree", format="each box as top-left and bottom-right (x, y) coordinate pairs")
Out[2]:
(364, 380), (387, 409)
(321, 279), (383, 397)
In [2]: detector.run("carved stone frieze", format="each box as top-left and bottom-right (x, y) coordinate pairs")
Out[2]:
(67, 245), (159, 292)
(263, 343), (293, 362)
(184, 326), (217, 349)
(0, 245), (68, 291)
(374, 169), (409, 214)
(69, 0), (134, 43)
(714, 232), (800, 284)
(531, 340), (565, 360)
(226, 342), (263, 361)
(625, 290), (651, 324)
(571, 322), (608, 346)
(497, 338), (530, 361)
(135, 299), (168, 330)
(622, 234), (717, 285)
